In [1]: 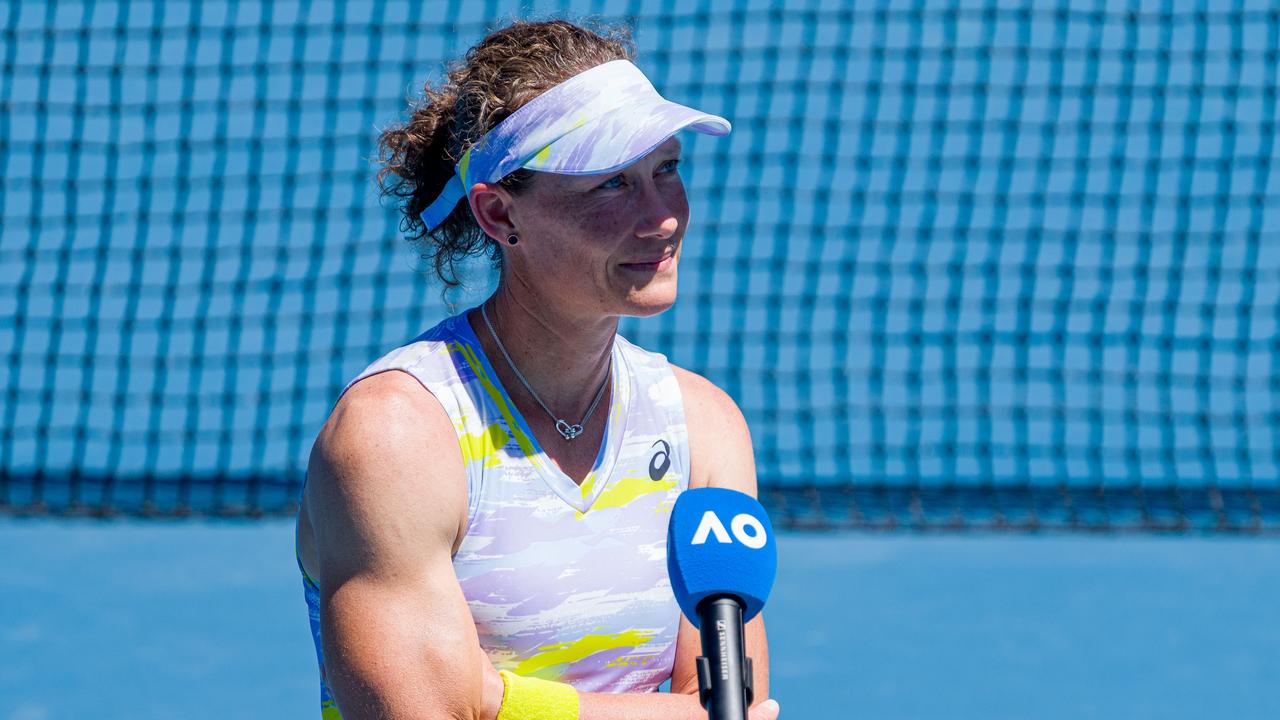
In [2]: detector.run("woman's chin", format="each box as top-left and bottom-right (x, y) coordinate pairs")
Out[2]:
(622, 284), (678, 318)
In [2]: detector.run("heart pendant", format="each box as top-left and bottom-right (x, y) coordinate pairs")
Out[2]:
(555, 420), (584, 440)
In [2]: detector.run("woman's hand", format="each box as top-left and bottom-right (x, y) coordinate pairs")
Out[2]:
(477, 652), (505, 720)
(750, 698), (782, 719)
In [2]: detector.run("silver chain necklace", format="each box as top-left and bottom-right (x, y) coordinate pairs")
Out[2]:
(480, 301), (611, 441)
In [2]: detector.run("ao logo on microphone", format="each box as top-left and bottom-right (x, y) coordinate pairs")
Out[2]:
(690, 510), (769, 549)
(667, 487), (777, 629)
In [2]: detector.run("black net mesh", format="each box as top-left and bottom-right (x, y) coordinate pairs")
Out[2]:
(2, 1), (1278, 532)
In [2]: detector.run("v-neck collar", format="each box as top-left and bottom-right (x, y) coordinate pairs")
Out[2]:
(450, 309), (630, 514)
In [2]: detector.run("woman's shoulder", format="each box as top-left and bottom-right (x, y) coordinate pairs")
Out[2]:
(322, 312), (473, 460)
(666, 362), (758, 494)
(319, 370), (462, 483)
(666, 363), (746, 429)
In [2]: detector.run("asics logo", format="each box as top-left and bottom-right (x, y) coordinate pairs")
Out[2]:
(648, 439), (672, 481)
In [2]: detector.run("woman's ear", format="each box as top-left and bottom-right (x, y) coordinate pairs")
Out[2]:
(468, 182), (517, 242)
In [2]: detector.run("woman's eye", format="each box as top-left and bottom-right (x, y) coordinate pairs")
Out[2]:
(597, 159), (679, 190)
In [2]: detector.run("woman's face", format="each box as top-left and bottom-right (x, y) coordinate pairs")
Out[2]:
(502, 136), (689, 319)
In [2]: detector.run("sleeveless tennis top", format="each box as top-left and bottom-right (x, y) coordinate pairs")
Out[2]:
(297, 309), (690, 718)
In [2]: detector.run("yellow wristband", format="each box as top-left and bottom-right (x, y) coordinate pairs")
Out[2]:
(496, 670), (580, 720)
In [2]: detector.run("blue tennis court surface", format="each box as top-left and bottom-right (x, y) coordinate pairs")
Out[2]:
(3, 520), (1275, 719)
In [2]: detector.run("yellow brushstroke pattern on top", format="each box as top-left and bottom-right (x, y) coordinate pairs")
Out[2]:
(458, 420), (509, 468)
(578, 471), (598, 500)
(515, 629), (656, 680)
(450, 341), (539, 460)
(577, 476), (676, 518)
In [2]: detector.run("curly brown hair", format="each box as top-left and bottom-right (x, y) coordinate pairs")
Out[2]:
(375, 18), (636, 288)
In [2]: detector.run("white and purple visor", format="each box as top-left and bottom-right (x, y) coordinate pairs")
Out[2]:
(421, 59), (731, 230)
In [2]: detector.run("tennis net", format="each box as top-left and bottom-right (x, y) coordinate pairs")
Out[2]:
(2, 1), (1278, 532)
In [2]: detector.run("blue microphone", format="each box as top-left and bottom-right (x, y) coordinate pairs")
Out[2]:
(668, 487), (777, 720)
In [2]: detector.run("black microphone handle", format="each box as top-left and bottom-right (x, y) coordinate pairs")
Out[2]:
(695, 595), (753, 720)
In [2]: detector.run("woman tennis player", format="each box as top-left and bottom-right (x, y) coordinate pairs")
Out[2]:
(295, 18), (778, 720)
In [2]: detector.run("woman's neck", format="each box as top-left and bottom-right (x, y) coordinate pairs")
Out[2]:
(468, 288), (617, 425)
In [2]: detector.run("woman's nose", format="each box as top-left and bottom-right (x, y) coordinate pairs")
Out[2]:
(636, 181), (681, 239)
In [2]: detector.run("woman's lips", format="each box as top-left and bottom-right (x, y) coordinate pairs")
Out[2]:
(620, 255), (674, 272)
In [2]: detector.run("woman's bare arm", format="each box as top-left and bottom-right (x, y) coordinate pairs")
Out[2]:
(306, 370), (497, 719)
(667, 365), (772, 704)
